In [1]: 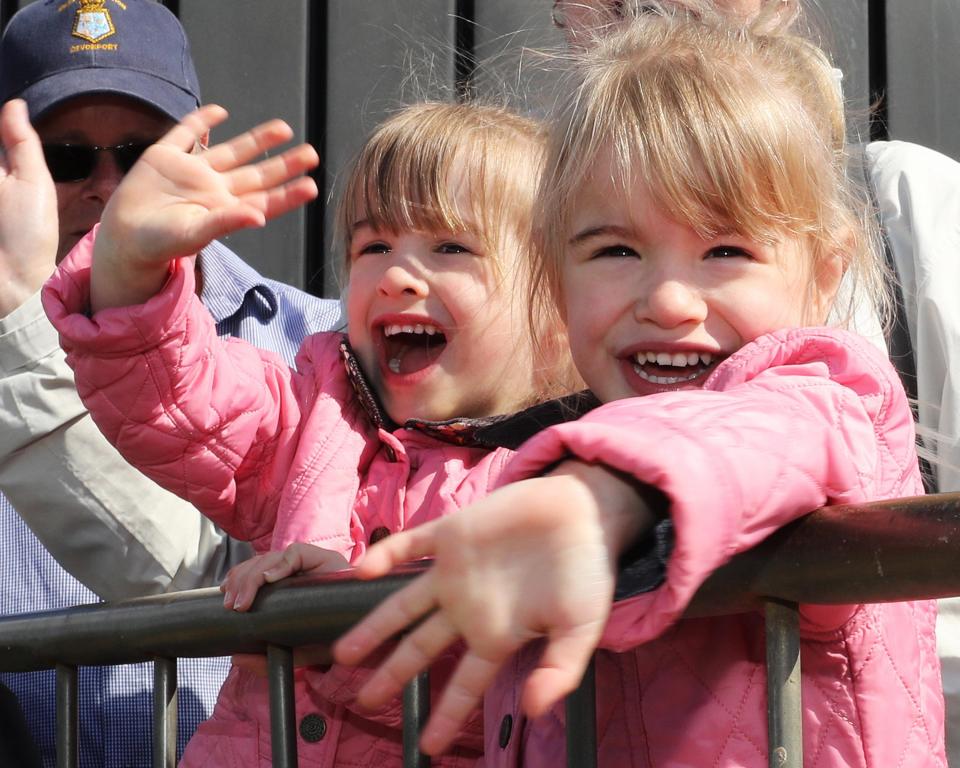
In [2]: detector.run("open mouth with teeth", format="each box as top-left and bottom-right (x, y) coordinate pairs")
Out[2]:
(381, 323), (448, 376)
(630, 350), (717, 385)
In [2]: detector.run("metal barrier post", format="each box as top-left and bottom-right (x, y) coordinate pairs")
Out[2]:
(55, 662), (78, 768)
(565, 656), (597, 768)
(765, 600), (802, 768)
(402, 671), (431, 768)
(268, 644), (298, 768)
(153, 656), (178, 768)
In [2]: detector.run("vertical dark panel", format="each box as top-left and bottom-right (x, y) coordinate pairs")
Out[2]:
(305, 0), (327, 297)
(158, 0), (179, 17)
(867, 0), (889, 141)
(452, 0), (476, 99)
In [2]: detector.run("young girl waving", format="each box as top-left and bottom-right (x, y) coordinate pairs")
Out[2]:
(42, 101), (576, 766)
(334, 15), (947, 767)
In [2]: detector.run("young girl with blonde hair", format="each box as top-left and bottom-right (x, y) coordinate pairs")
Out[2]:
(335, 13), (946, 767)
(42, 100), (579, 766)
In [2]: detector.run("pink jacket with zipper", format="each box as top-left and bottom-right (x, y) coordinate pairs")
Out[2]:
(482, 328), (945, 767)
(43, 234), (510, 767)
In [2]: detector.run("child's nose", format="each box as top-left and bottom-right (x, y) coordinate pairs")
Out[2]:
(636, 279), (707, 328)
(377, 263), (428, 298)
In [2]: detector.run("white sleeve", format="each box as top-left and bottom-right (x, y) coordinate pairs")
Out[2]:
(866, 140), (960, 493)
(0, 291), (253, 601)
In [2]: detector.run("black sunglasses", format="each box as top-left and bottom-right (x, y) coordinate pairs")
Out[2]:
(42, 141), (152, 183)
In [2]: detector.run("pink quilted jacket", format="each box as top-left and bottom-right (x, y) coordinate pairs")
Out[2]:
(43, 235), (511, 767)
(482, 329), (945, 767)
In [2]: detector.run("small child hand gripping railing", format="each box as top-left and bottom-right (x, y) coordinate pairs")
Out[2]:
(1, 492), (958, 768)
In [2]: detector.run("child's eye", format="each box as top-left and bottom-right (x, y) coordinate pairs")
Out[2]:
(706, 245), (752, 260)
(592, 244), (639, 259)
(357, 241), (391, 256)
(436, 242), (473, 255)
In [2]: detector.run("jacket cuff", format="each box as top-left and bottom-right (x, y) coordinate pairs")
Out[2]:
(613, 518), (674, 601)
(0, 291), (60, 375)
(42, 227), (196, 357)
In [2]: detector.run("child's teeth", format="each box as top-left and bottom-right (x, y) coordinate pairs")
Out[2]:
(633, 351), (716, 368)
(631, 364), (701, 385)
(383, 323), (440, 337)
(388, 358), (401, 374)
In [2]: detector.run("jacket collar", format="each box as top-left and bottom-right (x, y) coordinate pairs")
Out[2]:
(338, 339), (599, 449)
(196, 242), (278, 325)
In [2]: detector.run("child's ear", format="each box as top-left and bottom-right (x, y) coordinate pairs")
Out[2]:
(810, 240), (847, 323)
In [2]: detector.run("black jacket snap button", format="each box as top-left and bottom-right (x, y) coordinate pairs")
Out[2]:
(299, 713), (327, 743)
(369, 526), (391, 545)
(499, 714), (513, 748)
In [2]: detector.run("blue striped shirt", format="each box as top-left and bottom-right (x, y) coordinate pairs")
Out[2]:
(0, 241), (341, 767)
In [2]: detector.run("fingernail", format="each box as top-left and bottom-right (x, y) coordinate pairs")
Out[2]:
(334, 636), (362, 661)
(222, 591), (233, 608)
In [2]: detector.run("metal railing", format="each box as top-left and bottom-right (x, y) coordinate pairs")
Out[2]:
(2, 492), (959, 767)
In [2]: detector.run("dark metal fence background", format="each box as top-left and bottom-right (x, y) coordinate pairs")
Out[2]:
(3, 0), (958, 293)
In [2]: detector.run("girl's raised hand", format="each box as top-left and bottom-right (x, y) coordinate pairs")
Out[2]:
(91, 104), (319, 311)
(0, 99), (58, 316)
(334, 461), (657, 755)
(221, 542), (349, 612)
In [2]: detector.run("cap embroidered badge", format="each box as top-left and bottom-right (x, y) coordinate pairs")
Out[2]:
(71, 1), (117, 46)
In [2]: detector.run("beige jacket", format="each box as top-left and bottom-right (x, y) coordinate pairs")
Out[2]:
(0, 291), (249, 600)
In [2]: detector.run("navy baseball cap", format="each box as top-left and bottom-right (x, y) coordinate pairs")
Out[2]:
(0, 0), (201, 122)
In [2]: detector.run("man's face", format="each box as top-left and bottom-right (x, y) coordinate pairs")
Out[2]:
(34, 94), (175, 262)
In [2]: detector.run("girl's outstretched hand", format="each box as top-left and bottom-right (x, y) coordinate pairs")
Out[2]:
(221, 542), (349, 612)
(91, 104), (320, 311)
(333, 460), (657, 755)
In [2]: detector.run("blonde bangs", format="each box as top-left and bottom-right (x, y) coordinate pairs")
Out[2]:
(558, 23), (834, 237)
(338, 102), (547, 272)
(340, 107), (473, 241)
(535, 14), (880, 324)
